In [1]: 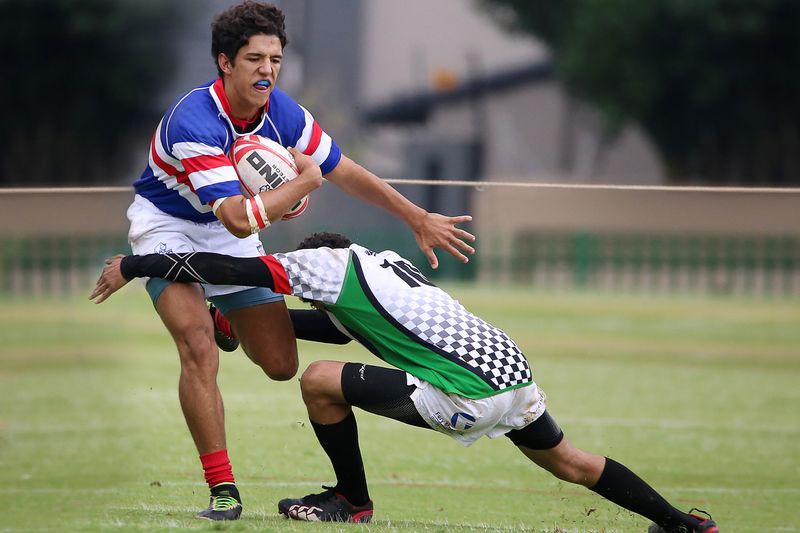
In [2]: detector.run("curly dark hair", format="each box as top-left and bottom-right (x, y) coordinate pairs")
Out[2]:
(211, 1), (288, 77)
(296, 232), (353, 251)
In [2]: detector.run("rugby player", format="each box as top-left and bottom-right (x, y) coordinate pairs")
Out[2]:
(125, 0), (473, 521)
(91, 234), (720, 533)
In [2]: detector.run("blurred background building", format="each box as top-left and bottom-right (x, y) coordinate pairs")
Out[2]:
(1, 0), (799, 294)
(160, 0), (664, 185)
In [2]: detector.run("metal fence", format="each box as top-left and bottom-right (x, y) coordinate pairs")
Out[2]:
(478, 231), (800, 296)
(2, 185), (800, 297)
(2, 232), (799, 297)
(1, 235), (129, 296)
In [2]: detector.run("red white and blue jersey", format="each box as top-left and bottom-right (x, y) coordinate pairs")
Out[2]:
(133, 79), (341, 223)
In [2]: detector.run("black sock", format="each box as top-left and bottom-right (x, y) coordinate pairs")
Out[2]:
(590, 458), (699, 530)
(311, 411), (370, 506)
(211, 482), (241, 504)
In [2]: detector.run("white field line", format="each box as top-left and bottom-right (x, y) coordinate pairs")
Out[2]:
(102, 509), (582, 533)
(5, 480), (798, 496)
(5, 414), (799, 435)
(558, 415), (800, 434)
(559, 416), (800, 433)
(0, 527), (64, 533)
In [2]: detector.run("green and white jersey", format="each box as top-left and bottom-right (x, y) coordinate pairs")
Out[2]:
(272, 245), (533, 399)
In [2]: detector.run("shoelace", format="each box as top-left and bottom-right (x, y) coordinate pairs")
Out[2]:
(300, 485), (338, 505)
(688, 508), (713, 521)
(211, 495), (240, 511)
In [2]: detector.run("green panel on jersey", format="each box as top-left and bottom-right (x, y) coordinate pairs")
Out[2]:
(327, 259), (499, 399)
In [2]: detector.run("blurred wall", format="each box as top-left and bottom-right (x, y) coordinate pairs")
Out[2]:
(1, 188), (797, 237)
(360, 0), (547, 103)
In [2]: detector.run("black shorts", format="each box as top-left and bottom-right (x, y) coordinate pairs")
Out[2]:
(340, 362), (565, 449)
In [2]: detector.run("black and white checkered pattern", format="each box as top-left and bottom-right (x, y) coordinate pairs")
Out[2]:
(375, 282), (532, 391)
(273, 248), (348, 303)
(275, 245), (532, 392)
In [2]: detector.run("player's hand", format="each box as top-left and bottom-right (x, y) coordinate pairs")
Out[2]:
(288, 147), (322, 182)
(89, 255), (129, 304)
(413, 213), (475, 269)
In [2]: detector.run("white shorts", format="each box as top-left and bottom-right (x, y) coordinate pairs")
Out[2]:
(407, 375), (547, 446)
(127, 194), (267, 298)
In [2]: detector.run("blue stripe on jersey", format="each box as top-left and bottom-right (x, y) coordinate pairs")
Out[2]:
(321, 144), (342, 175)
(133, 168), (219, 223)
(196, 182), (241, 206)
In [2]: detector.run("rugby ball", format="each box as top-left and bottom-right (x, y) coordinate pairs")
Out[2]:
(230, 134), (309, 220)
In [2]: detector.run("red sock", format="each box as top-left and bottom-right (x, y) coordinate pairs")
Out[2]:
(213, 308), (235, 338)
(200, 449), (235, 488)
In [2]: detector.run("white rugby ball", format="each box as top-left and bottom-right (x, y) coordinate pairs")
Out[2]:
(230, 134), (309, 220)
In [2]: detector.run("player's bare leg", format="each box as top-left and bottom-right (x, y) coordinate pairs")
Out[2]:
(518, 437), (604, 487)
(224, 301), (298, 381)
(299, 360), (349, 421)
(278, 361), (373, 523)
(518, 439), (718, 531)
(156, 283), (226, 455)
(155, 282), (241, 520)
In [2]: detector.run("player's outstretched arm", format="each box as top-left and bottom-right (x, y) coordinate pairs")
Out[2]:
(324, 156), (475, 269)
(92, 252), (279, 301)
(89, 255), (130, 304)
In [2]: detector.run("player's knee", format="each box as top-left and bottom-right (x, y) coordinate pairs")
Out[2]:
(257, 351), (298, 381)
(174, 325), (218, 376)
(550, 451), (601, 486)
(242, 344), (298, 381)
(299, 361), (335, 401)
(263, 360), (298, 381)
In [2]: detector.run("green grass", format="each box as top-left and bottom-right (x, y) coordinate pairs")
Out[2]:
(1, 285), (799, 532)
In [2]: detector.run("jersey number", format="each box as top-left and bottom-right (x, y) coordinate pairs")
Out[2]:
(380, 259), (434, 288)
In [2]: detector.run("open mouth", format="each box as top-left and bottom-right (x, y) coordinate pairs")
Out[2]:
(254, 80), (271, 92)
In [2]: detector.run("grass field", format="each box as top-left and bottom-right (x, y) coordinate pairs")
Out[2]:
(1, 285), (799, 532)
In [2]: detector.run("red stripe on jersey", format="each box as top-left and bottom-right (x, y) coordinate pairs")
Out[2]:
(303, 121), (322, 155)
(150, 133), (179, 176)
(260, 255), (290, 294)
(175, 170), (195, 192)
(151, 134), (195, 192)
(182, 153), (231, 175)
(212, 78), (267, 129)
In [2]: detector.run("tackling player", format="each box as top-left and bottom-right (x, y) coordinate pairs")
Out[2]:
(125, 0), (473, 521)
(90, 234), (720, 533)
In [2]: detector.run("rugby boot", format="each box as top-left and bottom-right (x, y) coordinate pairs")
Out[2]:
(278, 486), (373, 523)
(648, 508), (719, 533)
(197, 482), (242, 521)
(209, 304), (239, 352)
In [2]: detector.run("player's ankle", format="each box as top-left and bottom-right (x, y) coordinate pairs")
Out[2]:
(211, 482), (241, 503)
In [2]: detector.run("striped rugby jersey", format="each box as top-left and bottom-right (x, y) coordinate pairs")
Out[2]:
(133, 79), (341, 222)
(267, 245), (533, 399)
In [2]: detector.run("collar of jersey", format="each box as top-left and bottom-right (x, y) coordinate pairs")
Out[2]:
(211, 78), (268, 132)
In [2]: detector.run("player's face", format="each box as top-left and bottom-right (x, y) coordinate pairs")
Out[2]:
(220, 33), (283, 120)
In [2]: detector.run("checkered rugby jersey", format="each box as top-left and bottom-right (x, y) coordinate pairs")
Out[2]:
(271, 245), (533, 399)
